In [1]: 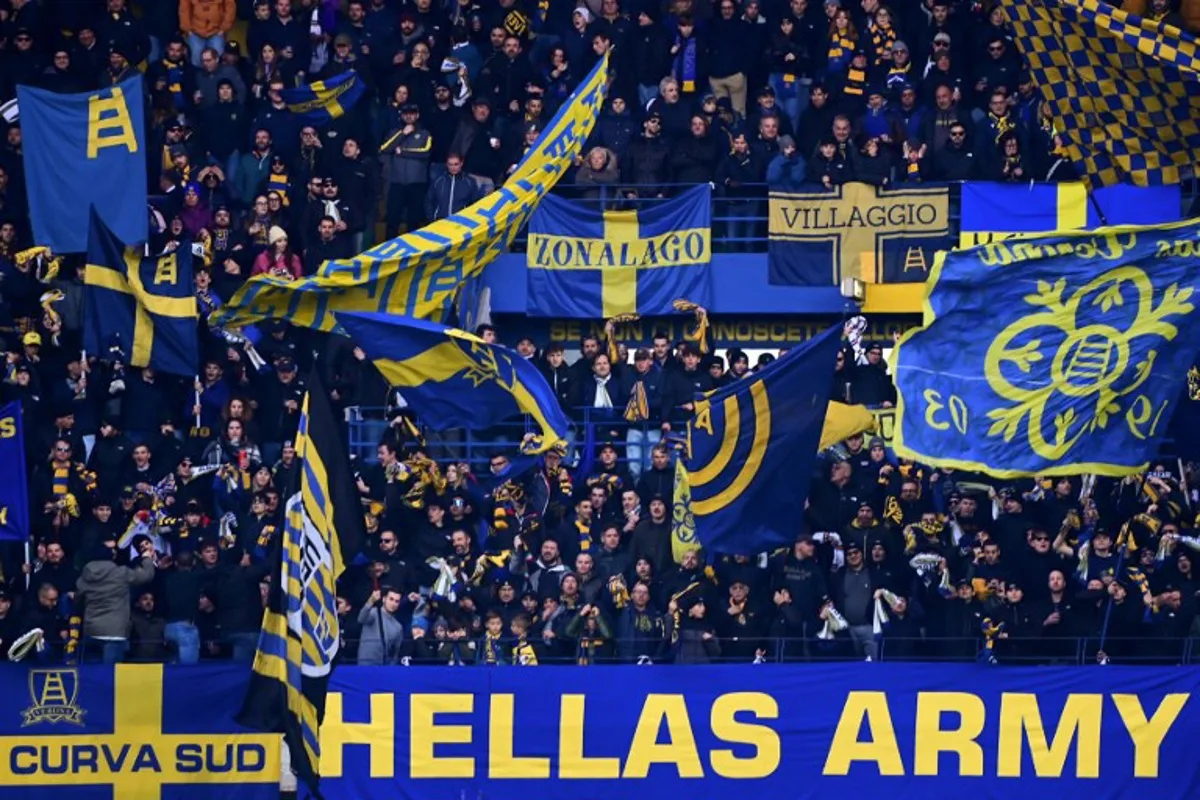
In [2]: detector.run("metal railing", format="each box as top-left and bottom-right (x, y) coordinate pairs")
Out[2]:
(48, 635), (1200, 666)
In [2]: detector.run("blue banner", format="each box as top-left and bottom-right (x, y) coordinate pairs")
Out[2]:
(0, 664), (278, 799)
(527, 185), (713, 317)
(0, 401), (29, 541)
(84, 210), (198, 376)
(768, 182), (951, 286)
(281, 70), (365, 125)
(960, 182), (1181, 246)
(895, 220), (1200, 477)
(17, 75), (148, 253)
(4, 663), (1198, 799)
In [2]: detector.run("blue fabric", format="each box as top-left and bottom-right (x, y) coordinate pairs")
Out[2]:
(895, 220), (1200, 476)
(17, 74), (148, 253)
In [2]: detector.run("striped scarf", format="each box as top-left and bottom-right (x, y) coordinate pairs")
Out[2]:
(267, 172), (291, 206)
(483, 632), (504, 664)
(870, 25), (896, 66)
(843, 66), (867, 97)
(513, 637), (538, 665)
(52, 464), (71, 496)
(575, 519), (592, 553)
(828, 34), (855, 72)
(624, 381), (649, 422)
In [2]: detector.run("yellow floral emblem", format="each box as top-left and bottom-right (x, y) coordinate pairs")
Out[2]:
(984, 266), (1194, 459)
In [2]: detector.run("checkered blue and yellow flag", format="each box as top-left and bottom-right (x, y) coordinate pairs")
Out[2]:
(1001, 0), (1200, 186)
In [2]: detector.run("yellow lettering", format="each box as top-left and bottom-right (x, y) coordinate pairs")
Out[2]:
(87, 88), (138, 159)
(558, 694), (621, 778)
(410, 693), (474, 778)
(913, 692), (985, 776)
(948, 395), (969, 434)
(622, 694), (704, 778)
(488, 694), (550, 778)
(997, 693), (1101, 778)
(1112, 693), (1188, 778)
(1126, 395), (1169, 441)
(694, 406), (714, 436)
(0, 416), (14, 437)
(923, 389), (949, 431)
(320, 692), (395, 778)
(709, 692), (780, 779)
(154, 253), (179, 285)
(822, 692), (904, 776)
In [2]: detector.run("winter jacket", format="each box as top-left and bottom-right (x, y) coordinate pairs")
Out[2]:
(383, 127), (433, 185)
(574, 148), (620, 198)
(622, 134), (671, 187)
(181, 0), (236, 38)
(76, 557), (156, 639)
(425, 171), (479, 220)
(357, 604), (405, 665)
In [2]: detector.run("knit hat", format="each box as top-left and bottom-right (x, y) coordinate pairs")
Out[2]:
(574, 7), (593, 23)
(268, 225), (288, 246)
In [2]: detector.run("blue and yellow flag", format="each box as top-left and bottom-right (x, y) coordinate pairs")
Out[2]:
(281, 70), (365, 125)
(84, 210), (197, 376)
(0, 401), (29, 542)
(959, 182), (1182, 247)
(337, 313), (570, 453)
(768, 182), (950, 286)
(685, 325), (843, 554)
(17, 74), (147, 253)
(1001, 0), (1200, 187)
(212, 55), (609, 334)
(526, 185), (712, 317)
(894, 221), (1200, 477)
(238, 374), (364, 799)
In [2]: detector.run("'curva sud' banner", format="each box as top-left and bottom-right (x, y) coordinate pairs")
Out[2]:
(2, 663), (1197, 799)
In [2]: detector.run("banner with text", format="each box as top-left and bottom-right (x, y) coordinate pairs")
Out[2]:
(0, 664), (279, 799)
(768, 182), (951, 287)
(3, 664), (1197, 799)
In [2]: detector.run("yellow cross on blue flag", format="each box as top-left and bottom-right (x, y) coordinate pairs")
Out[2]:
(894, 221), (1200, 477)
(526, 184), (712, 317)
(84, 209), (198, 376)
(1001, 0), (1200, 186)
(212, 55), (609, 333)
(281, 70), (365, 125)
(337, 313), (570, 453)
(684, 324), (843, 554)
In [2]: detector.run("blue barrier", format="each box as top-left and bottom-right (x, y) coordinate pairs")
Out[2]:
(7, 663), (1198, 799)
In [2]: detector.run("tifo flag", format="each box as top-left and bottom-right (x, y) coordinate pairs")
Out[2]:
(526, 185), (713, 317)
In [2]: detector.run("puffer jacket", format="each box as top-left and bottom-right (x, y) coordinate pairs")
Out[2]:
(181, 0), (236, 39)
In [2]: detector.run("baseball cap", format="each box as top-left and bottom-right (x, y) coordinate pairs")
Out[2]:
(23, 331), (41, 346)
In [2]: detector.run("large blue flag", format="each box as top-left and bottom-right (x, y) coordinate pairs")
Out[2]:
(526, 185), (712, 317)
(281, 70), (365, 125)
(959, 182), (1181, 246)
(18, 74), (147, 253)
(895, 221), (1200, 477)
(684, 324), (843, 554)
(0, 402), (29, 542)
(84, 210), (198, 376)
(337, 313), (570, 452)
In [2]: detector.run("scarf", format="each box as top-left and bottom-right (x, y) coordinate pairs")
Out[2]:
(990, 111), (1016, 145)
(575, 519), (592, 553)
(870, 25), (896, 66)
(513, 637), (538, 665)
(828, 33), (855, 72)
(844, 66), (867, 96)
(161, 58), (188, 110)
(267, 172), (291, 206)
(322, 199), (343, 223)
(593, 375), (612, 408)
(624, 381), (649, 422)
(906, 158), (921, 178)
(483, 632), (504, 664)
(674, 34), (698, 92)
(576, 633), (604, 665)
(672, 299), (709, 353)
(52, 464), (71, 496)
(872, 589), (900, 647)
(979, 616), (1004, 663)
(817, 602), (849, 640)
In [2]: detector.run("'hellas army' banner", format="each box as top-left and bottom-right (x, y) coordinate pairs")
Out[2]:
(768, 182), (951, 286)
(3, 663), (1198, 799)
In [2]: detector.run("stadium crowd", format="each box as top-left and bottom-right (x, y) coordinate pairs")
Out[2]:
(0, 0), (1199, 669)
